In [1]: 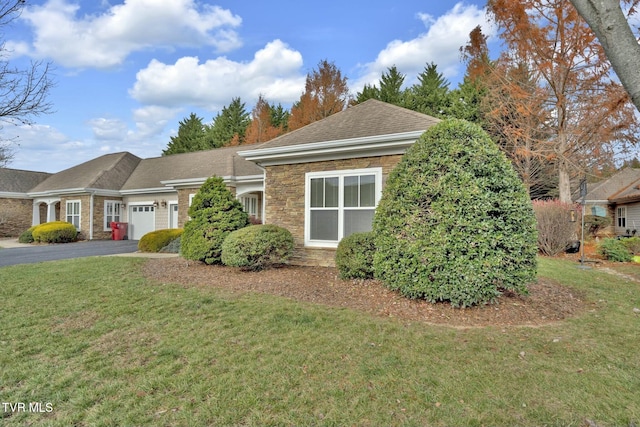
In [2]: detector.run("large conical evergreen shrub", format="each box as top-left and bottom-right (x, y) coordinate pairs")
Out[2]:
(180, 176), (249, 264)
(373, 119), (537, 307)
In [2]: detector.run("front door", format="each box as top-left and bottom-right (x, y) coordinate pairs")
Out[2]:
(169, 203), (178, 229)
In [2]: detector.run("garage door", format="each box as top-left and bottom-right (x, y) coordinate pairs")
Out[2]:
(129, 205), (155, 240)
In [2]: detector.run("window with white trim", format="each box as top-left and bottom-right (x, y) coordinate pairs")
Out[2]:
(104, 200), (122, 230)
(617, 206), (627, 229)
(66, 200), (81, 230)
(240, 194), (259, 218)
(305, 168), (382, 247)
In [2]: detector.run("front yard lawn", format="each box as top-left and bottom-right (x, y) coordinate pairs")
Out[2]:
(1, 257), (639, 426)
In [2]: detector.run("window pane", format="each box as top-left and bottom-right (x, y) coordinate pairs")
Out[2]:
(344, 176), (359, 207)
(325, 177), (339, 207)
(360, 175), (376, 207)
(343, 209), (375, 237)
(310, 210), (338, 241)
(311, 178), (324, 208)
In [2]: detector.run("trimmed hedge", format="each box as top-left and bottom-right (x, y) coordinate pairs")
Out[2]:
(373, 119), (538, 307)
(138, 229), (183, 253)
(180, 176), (250, 264)
(335, 231), (376, 279)
(32, 221), (78, 243)
(221, 224), (294, 271)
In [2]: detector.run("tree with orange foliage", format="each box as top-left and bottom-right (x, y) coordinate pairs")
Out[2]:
(487, 0), (639, 203)
(288, 59), (349, 131)
(243, 95), (289, 145)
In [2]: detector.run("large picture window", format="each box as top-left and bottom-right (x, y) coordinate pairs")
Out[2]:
(305, 168), (382, 247)
(66, 200), (81, 230)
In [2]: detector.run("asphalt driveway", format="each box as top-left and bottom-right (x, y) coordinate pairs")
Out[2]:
(0, 240), (140, 267)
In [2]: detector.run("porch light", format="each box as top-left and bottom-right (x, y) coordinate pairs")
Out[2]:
(160, 200), (167, 208)
(153, 201), (159, 208)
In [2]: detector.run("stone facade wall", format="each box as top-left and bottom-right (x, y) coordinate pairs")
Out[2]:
(0, 198), (33, 237)
(93, 196), (125, 240)
(177, 188), (199, 228)
(265, 155), (403, 266)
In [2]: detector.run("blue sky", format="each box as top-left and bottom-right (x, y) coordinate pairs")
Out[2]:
(3, 0), (497, 173)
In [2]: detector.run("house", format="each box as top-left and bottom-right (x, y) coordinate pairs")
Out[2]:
(0, 168), (52, 237)
(579, 167), (640, 236)
(238, 99), (440, 266)
(1, 100), (440, 266)
(1, 146), (263, 241)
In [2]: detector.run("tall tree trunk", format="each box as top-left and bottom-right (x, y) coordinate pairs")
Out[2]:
(570, 0), (640, 112)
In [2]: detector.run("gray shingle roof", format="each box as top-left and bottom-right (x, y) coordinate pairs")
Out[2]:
(582, 168), (640, 202)
(253, 99), (440, 149)
(29, 152), (141, 193)
(121, 145), (263, 190)
(0, 168), (52, 193)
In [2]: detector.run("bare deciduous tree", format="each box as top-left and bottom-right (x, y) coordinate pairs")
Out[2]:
(1, 0), (54, 166)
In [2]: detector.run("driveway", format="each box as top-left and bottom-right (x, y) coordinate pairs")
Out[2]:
(0, 240), (140, 267)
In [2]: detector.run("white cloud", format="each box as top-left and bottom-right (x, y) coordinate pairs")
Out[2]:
(352, 2), (495, 91)
(131, 106), (181, 140)
(88, 118), (129, 141)
(16, 0), (242, 69)
(130, 39), (306, 110)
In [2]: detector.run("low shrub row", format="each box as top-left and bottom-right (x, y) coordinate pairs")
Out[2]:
(18, 221), (78, 244)
(138, 229), (183, 253)
(597, 237), (640, 262)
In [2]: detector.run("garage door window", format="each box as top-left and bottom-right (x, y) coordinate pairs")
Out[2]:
(132, 206), (154, 213)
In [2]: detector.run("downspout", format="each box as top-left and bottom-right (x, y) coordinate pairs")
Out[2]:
(89, 191), (95, 240)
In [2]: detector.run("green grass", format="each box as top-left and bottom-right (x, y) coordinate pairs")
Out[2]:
(1, 257), (639, 426)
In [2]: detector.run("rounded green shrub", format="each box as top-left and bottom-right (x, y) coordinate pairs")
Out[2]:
(138, 228), (183, 253)
(32, 221), (78, 243)
(180, 176), (249, 264)
(335, 231), (376, 279)
(597, 238), (633, 262)
(221, 224), (294, 271)
(18, 226), (37, 243)
(373, 119), (538, 307)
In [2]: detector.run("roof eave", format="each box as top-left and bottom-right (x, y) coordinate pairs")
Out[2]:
(0, 191), (30, 199)
(238, 131), (422, 166)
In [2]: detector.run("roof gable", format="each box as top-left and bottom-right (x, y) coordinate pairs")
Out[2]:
(254, 99), (440, 150)
(29, 152), (141, 194)
(583, 168), (640, 202)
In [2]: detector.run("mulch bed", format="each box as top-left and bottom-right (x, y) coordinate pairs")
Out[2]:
(142, 257), (587, 328)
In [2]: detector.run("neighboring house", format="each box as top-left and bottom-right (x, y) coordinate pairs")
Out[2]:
(579, 168), (640, 236)
(0, 168), (52, 237)
(118, 146), (263, 239)
(0, 146), (263, 240)
(1, 99), (440, 267)
(239, 99), (440, 266)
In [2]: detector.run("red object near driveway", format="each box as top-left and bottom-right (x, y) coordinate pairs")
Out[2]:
(110, 222), (129, 240)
